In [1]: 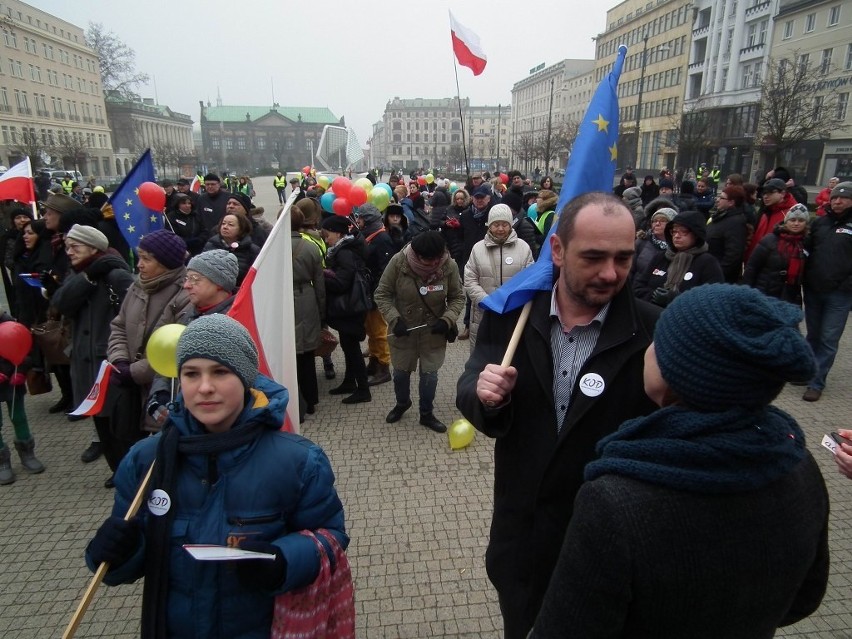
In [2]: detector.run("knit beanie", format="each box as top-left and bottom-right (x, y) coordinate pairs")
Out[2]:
(784, 203), (810, 222)
(651, 207), (677, 223)
(654, 284), (816, 411)
(138, 230), (187, 269)
(659, 178), (674, 190)
(321, 216), (351, 235)
(830, 181), (852, 199)
(177, 314), (258, 389)
(228, 192), (253, 214)
(66, 224), (108, 252)
(487, 204), (513, 227)
(187, 250), (239, 292)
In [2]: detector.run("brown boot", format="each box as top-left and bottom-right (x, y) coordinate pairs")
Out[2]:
(457, 326), (470, 340)
(368, 362), (391, 386)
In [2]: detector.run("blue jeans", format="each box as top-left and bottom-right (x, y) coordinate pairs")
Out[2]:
(803, 288), (852, 390)
(392, 370), (437, 414)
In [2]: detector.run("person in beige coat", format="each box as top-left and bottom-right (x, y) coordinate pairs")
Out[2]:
(104, 231), (191, 486)
(464, 205), (534, 349)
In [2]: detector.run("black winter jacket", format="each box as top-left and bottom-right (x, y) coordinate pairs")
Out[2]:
(742, 227), (806, 305)
(705, 206), (748, 283)
(804, 206), (852, 294)
(324, 235), (368, 338)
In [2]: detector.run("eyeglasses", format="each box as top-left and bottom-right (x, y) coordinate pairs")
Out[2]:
(670, 229), (693, 237)
(716, 195), (729, 200)
(64, 243), (85, 252)
(183, 274), (205, 285)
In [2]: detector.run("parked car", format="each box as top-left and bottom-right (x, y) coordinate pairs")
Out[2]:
(48, 169), (84, 184)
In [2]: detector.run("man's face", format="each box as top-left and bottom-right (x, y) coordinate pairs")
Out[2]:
(204, 180), (220, 194)
(177, 183), (190, 193)
(696, 181), (708, 194)
(472, 176), (483, 188)
(472, 194), (490, 211)
(13, 214), (30, 230)
(831, 196), (852, 214)
(225, 199), (247, 216)
(511, 175), (523, 188)
(550, 204), (635, 309)
(762, 189), (783, 207)
(164, 185), (175, 195)
(659, 186), (673, 196)
(716, 192), (732, 210)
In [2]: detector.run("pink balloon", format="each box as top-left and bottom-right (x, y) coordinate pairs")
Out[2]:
(0, 322), (33, 365)
(331, 176), (352, 198)
(349, 185), (368, 207)
(138, 181), (166, 211)
(332, 198), (353, 217)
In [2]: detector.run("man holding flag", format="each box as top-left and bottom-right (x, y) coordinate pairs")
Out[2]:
(456, 45), (661, 638)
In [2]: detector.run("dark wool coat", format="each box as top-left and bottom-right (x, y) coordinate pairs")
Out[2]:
(633, 250), (724, 301)
(203, 234), (260, 287)
(803, 206), (852, 294)
(324, 236), (368, 339)
(531, 456), (829, 638)
(291, 232), (325, 353)
(705, 206), (748, 283)
(742, 227), (806, 305)
(456, 285), (660, 638)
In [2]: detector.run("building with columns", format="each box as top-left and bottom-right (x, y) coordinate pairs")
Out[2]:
(0, 0), (114, 177)
(595, 0), (692, 175)
(105, 92), (194, 179)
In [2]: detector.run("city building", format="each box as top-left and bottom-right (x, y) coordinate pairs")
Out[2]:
(510, 59), (595, 175)
(198, 99), (342, 175)
(373, 97), (510, 174)
(769, 0), (851, 183)
(105, 92), (194, 179)
(0, 0), (113, 178)
(683, 0), (780, 180)
(595, 0), (692, 174)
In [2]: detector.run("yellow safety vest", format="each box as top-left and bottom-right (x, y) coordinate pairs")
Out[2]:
(61, 178), (74, 193)
(300, 232), (327, 267)
(710, 169), (720, 183)
(273, 176), (287, 189)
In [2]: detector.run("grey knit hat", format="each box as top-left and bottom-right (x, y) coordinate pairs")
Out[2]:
(784, 203), (810, 222)
(66, 224), (108, 252)
(830, 181), (852, 199)
(187, 250), (239, 292)
(654, 284), (815, 411)
(651, 207), (677, 222)
(176, 314), (258, 389)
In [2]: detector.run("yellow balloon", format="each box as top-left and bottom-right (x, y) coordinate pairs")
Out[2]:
(425, 173), (435, 184)
(146, 323), (187, 378)
(448, 418), (475, 450)
(317, 175), (331, 190)
(354, 177), (373, 193)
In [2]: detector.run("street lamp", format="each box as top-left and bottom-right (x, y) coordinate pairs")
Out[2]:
(635, 33), (649, 171)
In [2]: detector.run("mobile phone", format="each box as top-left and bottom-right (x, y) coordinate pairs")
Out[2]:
(830, 432), (852, 447)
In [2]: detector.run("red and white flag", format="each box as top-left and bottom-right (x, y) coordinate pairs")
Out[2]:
(69, 360), (113, 416)
(190, 175), (201, 193)
(229, 191), (300, 432)
(449, 11), (487, 76)
(0, 157), (35, 204)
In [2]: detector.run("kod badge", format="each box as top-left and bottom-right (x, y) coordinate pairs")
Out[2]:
(419, 286), (428, 296)
(505, 256), (514, 265)
(148, 489), (171, 516)
(684, 272), (694, 281)
(579, 373), (605, 397)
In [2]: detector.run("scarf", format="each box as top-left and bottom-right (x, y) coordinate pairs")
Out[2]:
(650, 235), (668, 251)
(141, 409), (267, 638)
(403, 244), (449, 284)
(776, 230), (806, 286)
(663, 243), (708, 292)
(138, 266), (184, 294)
(325, 234), (354, 261)
(585, 405), (806, 494)
(71, 251), (104, 272)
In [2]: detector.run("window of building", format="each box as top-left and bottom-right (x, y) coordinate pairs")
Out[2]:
(837, 92), (849, 121)
(43, 43), (53, 59)
(798, 52), (810, 72)
(814, 95), (825, 118)
(211, 136), (220, 149)
(783, 20), (794, 39)
(236, 137), (246, 150)
(753, 61), (762, 85)
(225, 137), (234, 150)
(828, 5), (840, 26)
(804, 12), (815, 32)
(29, 64), (40, 82)
(821, 48), (832, 74)
(742, 64), (753, 89)
(24, 37), (35, 54)
(257, 137), (265, 150)
(3, 31), (17, 48)
(10, 59), (21, 77)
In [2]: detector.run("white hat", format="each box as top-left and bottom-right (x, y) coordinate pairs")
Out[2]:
(487, 204), (513, 226)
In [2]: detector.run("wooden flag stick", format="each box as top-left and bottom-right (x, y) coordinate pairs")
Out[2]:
(500, 300), (533, 368)
(62, 461), (156, 639)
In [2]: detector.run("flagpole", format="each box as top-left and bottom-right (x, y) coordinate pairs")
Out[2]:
(451, 58), (471, 179)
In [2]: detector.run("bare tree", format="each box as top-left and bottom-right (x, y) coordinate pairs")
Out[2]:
(758, 54), (849, 165)
(8, 128), (50, 168)
(447, 143), (465, 171)
(670, 100), (714, 172)
(513, 131), (537, 173)
(551, 120), (580, 169)
(85, 22), (149, 97)
(51, 130), (90, 174)
(151, 140), (181, 178)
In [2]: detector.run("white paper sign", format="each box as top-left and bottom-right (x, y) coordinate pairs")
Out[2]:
(183, 545), (277, 561)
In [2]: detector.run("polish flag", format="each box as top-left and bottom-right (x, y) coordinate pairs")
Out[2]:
(449, 11), (487, 76)
(229, 191), (300, 432)
(190, 175), (201, 193)
(0, 157), (35, 204)
(69, 361), (113, 416)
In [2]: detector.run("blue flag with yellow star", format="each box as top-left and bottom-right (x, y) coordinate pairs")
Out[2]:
(109, 148), (162, 251)
(481, 45), (627, 314)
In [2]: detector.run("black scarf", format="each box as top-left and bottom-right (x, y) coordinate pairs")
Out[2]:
(141, 410), (266, 638)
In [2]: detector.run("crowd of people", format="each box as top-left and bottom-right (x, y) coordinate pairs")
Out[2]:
(0, 159), (849, 636)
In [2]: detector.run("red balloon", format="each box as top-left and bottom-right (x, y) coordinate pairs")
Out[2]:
(302, 165), (311, 175)
(138, 181), (166, 211)
(349, 185), (368, 207)
(331, 176), (352, 198)
(0, 322), (33, 366)
(417, 176), (427, 186)
(500, 173), (509, 184)
(332, 197), (353, 217)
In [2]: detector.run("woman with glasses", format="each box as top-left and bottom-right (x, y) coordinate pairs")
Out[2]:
(51, 225), (134, 482)
(705, 185), (749, 283)
(630, 207), (677, 293)
(633, 210), (724, 308)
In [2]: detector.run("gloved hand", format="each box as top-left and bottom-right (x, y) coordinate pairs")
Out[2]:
(87, 516), (143, 566)
(651, 287), (677, 308)
(146, 390), (170, 417)
(322, 269), (335, 280)
(0, 372), (8, 385)
(431, 320), (449, 335)
(236, 540), (287, 591)
(39, 270), (59, 295)
(445, 217), (461, 229)
(85, 258), (114, 281)
(109, 361), (133, 386)
(9, 372), (26, 386)
(392, 318), (409, 337)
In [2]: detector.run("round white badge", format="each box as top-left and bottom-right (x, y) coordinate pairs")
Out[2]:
(419, 286), (428, 295)
(505, 256), (514, 265)
(684, 272), (694, 281)
(579, 373), (605, 397)
(148, 489), (171, 516)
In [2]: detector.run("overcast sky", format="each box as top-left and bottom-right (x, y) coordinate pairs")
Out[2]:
(35, 0), (608, 145)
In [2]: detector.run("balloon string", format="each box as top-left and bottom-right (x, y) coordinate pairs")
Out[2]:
(9, 364), (17, 420)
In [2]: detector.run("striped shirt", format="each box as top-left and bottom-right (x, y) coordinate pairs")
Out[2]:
(549, 284), (609, 432)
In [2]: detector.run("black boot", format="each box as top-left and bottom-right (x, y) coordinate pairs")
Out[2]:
(419, 413), (447, 433)
(342, 388), (372, 404)
(14, 438), (45, 474)
(48, 396), (72, 414)
(328, 382), (356, 395)
(386, 401), (412, 423)
(368, 362), (391, 386)
(80, 441), (102, 463)
(0, 446), (14, 485)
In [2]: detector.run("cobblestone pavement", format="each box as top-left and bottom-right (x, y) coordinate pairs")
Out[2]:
(1, 179), (850, 637)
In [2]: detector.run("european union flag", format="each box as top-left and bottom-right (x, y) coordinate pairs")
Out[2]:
(109, 148), (163, 251)
(482, 45), (628, 314)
